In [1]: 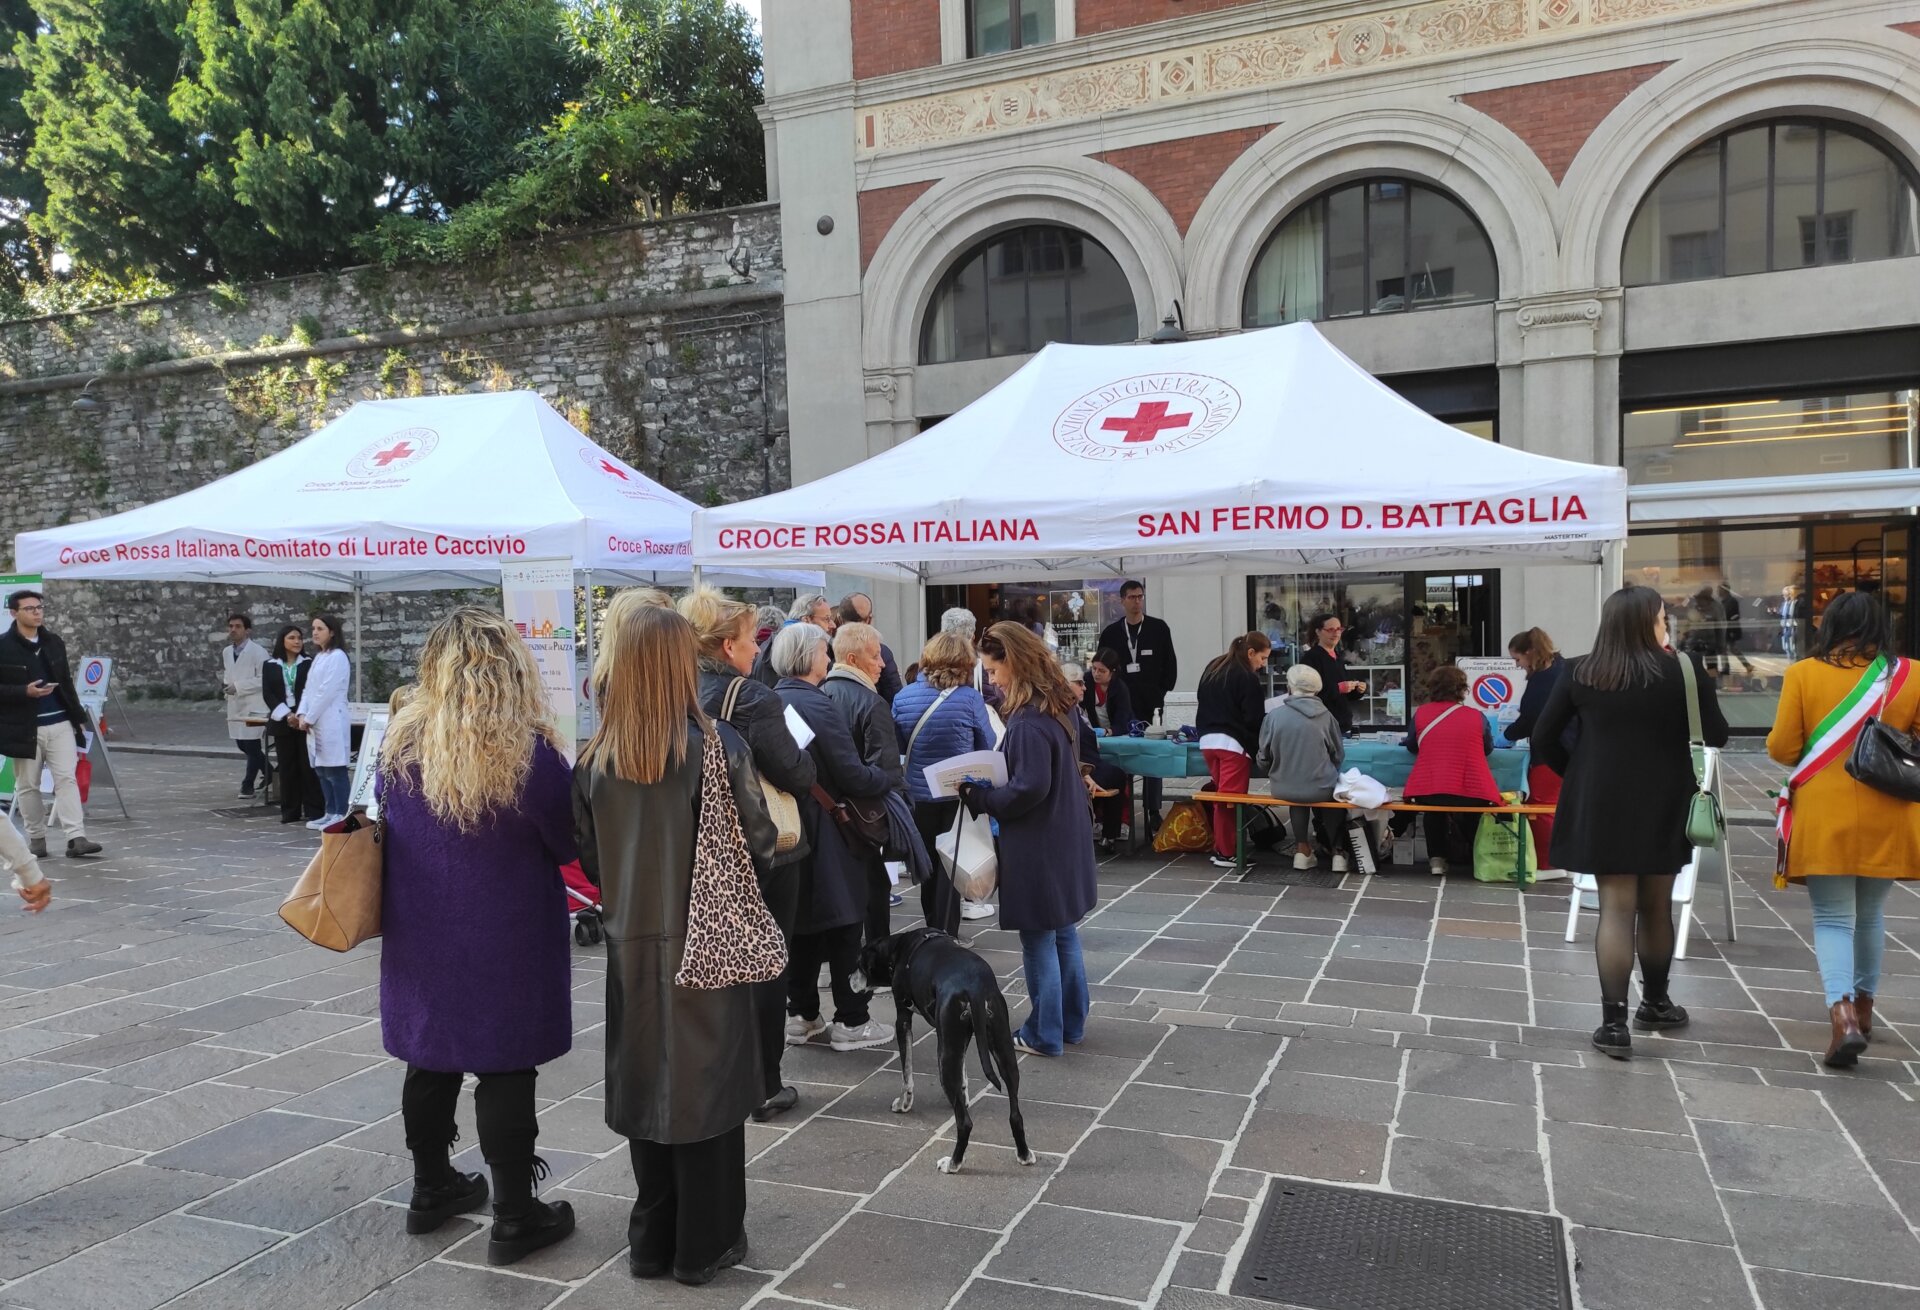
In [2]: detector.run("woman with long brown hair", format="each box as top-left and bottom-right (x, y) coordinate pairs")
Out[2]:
(574, 595), (777, 1285)
(1534, 585), (1728, 1059)
(960, 623), (1098, 1056)
(1195, 632), (1272, 868)
(376, 607), (578, 1265)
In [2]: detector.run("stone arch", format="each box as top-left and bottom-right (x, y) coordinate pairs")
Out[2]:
(860, 159), (1184, 371)
(1184, 103), (1560, 331)
(1561, 34), (1920, 288)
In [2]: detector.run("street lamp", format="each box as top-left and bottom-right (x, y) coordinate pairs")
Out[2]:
(71, 379), (102, 413)
(1149, 302), (1187, 344)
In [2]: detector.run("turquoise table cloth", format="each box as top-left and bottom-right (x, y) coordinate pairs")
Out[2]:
(1095, 735), (1529, 792)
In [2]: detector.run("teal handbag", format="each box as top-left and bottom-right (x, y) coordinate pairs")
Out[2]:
(1675, 654), (1725, 848)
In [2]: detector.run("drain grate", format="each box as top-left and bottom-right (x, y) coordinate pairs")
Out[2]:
(1231, 1180), (1571, 1310)
(210, 806), (281, 820)
(1238, 867), (1345, 889)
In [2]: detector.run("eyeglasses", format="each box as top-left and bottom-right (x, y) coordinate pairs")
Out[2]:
(13, 604), (43, 613)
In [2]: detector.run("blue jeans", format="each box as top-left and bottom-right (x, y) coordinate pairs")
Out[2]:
(1805, 876), (1895, 1006)
(1017, 924), (1088, 1055)
(315, 766), (351, 817)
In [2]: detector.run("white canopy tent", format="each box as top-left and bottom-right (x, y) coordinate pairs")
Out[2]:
(16, 391), (817, 695)
(695, 324), (1628, 583)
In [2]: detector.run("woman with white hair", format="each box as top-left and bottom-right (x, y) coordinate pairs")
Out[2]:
(773, 623), (896, 1051)
(1256, 663), (1348, 872)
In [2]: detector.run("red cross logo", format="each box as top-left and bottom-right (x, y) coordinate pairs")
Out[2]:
(371, 441), (414, 467)
(599, 459), (629, 481)
(1100, 401), (1193, 445)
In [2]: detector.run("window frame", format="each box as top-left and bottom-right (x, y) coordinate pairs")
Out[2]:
(967, 0), (1048, 56)
(1242, 177), (1499, 328)
(917, 223), (1139, 365)
(1623, 118), (1920, 286)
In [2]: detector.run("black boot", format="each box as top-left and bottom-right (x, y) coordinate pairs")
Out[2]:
(675, 1232), (749, 1287)
(1592, 1000), (1632, 1060)
(406, 1145), (488, 1235)
(487, 1157), (575, 1266)
(1633, 994), (1690, 1031)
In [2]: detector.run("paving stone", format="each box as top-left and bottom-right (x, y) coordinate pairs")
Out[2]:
(0, 1163), (229, 1279)
(154, 994), (309, 1032)
(1721, 1189), (1920, 1283)
(1044, 1126), (1219, 1222)
(868, 1139), (1057, 1228)
(202, 1010), (369, 1055)
(1696, 1120), (1888, 1206)
(218, 1048), (385, 1095)
(93, 1042), (263, 1091)
(275, 1064), (405, 1123)
(346, 1260), (568, 1310)
(67, 1081), (289, 1151)
(998, 1050), (1138, 1109)
(1277, 1035), (1404, 1082)
(953, 1278), (1125, 1310)
(192, 1144), (414, 1233)
(1677, 1076), (1833, 1130)
(1103, 1082), (1250, 1140)
(146, 1110), (354, 1179)
(1418, 983), (1532, 1023)
(1541, 1063), (1692, 1134)
(1395, 1091), (1538, 1150)
(567, 1263), (769, 1308)
(0, 1135), (141, 1207)
(1141, 1027), (1282, 1094)
(1386, 1136), (1550, 1212)
(741, 1179), (862, 1271)
(0, 1059), (89, 1102)
(32, 1023), (206, 1070)
(0, 1214), (278, 1310)
(747, 1113), (928, 1193)
(1570, 1225), (1751, 1309)
(1256, 1070), (1397, 1124)
(439, 1185), (629, 1281)
(1233, 1108), (1386, 1183)
(1402, 1048), (1536, 1104)
(0, 1076), (158, 1137)
(1546, 1120), (1731, 1243)
(988, 1201), (1179, 1300)
(160, 1202), (479, 1310)
(1751, 1268), (1920, 1310)
(779, 1210), (999, 1310)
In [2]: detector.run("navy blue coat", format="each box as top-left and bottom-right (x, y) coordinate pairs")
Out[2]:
(894, 676), (995, 802)
(778, 677), (894, 935)
(968, 705), (1098, 933)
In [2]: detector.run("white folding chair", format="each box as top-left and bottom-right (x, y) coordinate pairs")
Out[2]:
(1562, 749), (1721, 961)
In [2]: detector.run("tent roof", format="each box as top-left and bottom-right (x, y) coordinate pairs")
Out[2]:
(695, 324), (1627, 581)
(16, 392), (816, 591)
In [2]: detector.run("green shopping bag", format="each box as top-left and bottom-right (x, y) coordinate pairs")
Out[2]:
(1472, 792), (1537, 883)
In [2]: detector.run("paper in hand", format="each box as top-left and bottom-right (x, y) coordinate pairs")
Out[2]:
(921, 749), (1008, 799)
(785, 704), (815, 751)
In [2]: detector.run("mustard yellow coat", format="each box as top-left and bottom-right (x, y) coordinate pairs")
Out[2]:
(1767, 656), (1920, 882)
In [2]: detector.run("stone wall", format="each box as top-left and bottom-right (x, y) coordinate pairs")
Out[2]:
(0, 205), (791, 701)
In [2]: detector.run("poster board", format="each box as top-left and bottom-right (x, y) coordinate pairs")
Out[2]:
(1456, 656), (1528, 735)
(501, 559), (579, 757)
(347, 709), (390, 819)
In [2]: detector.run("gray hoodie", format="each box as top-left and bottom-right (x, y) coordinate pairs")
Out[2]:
(1256, 695), (1345, 802)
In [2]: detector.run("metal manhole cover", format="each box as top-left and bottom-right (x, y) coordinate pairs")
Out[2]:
(1231, 1180), (1571, 1310)
(1238, 867), (1344, 889)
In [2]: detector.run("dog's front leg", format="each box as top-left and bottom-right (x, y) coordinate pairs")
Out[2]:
(890, 1009), (915, 1114)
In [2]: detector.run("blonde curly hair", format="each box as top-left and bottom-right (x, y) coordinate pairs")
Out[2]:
(380, 607), (561, 830)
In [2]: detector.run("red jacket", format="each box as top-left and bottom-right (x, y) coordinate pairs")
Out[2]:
(1404, 702), (1501, 803)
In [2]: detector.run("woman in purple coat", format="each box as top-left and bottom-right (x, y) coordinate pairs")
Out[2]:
(376, 608), (579, 1266)
(960, 623), (1098, 1057)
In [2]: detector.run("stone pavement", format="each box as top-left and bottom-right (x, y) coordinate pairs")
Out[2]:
(0, 752), (1917, 1310)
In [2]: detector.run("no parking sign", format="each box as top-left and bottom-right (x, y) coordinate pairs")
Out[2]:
(1456, 657), (1527, 733)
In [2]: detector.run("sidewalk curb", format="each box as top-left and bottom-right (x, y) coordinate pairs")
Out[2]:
(109, 743), (234, 759)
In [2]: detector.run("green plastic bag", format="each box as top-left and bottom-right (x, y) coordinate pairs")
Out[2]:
(1472, 794), (1537, 883)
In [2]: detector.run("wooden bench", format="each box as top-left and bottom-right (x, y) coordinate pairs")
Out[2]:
(1193, 791), (1557, 885)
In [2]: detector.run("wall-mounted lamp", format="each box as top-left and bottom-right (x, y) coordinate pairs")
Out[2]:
(71, 379), (102, 413)
(1149, 301), (1188, 345)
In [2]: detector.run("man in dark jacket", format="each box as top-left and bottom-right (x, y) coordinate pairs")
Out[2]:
(0, 590), (100, 859)
(750, 594), (836, 689)
(821, 623), (905, 945)
(836, 594), (903, 703)
(1097, 580), (1178, 828)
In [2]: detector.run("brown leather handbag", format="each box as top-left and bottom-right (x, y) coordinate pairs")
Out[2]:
(279, 812), (384, 951)
(676, 728), (788, 989)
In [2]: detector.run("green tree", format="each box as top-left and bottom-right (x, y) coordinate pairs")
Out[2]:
(0, 0), (48, 311)
(20, 0), (583, 285)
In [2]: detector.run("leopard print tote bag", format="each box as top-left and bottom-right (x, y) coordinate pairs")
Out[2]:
(675, 726), (789, 990)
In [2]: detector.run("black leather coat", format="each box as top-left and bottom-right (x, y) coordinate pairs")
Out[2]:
(0, 625), (85, 761)
(698, 659), (817, 867)
(574, 717), (778, 1145)
(776, 677), (894, 935)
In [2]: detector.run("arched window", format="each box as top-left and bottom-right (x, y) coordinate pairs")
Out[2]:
(1623, 119), (1919, 285)
(919, 225), (1138, 364)
(1243, 179), (1497, 327)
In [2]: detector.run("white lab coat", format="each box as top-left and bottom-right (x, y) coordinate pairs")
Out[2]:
(297, 648), (352, 768)
(222, 640), (269, 742)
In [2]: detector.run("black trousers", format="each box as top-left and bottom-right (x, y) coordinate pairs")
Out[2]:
(754, 867), (800, 1099)
(913, 799), (963, 936)
(786, 921), (868, 1026)
(629, 1126), (746, 1275)
(235, 738), (269, 792)
(400, 1065), (539, 1168)
(1405, 794), (1494, 866)
(864, 859), (893, 947)
(269, 722), (323, 821)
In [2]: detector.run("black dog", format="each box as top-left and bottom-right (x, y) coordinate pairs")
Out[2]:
(858, 927), (1033, 1174)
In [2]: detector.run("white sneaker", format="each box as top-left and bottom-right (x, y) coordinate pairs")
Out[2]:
(1429, 857), (1450, 876)
(1293, 850), (1316, 871)
(305, 815), (332, 831)
(960, 900), (995, 921)
(1208, 854), (1241, 869)
(828, 1019), (893, 1051)
(1330, 853), (1349, 873)
(1531, 867), (1568, 882)
(785, 1015), (825, 1045)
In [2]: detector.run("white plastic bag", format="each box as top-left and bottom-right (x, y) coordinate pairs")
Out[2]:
(1333, 768), (1389, 812)
(936, 809), (998, 901)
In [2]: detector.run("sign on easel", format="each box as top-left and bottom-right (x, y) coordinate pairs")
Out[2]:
(1456, 656), (1528, 735)
(501, 559), (579, 758)
(76, 653), (129, 819)
(347, 708), (390, 820)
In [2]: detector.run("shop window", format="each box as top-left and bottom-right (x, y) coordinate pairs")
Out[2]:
(969, 0), (1054, 55)
(920, 225), (1138, 364)
(1622, 119), (1919, 286)
(1243, 179), (1498, 326)
(1622, 387), (1919, 485)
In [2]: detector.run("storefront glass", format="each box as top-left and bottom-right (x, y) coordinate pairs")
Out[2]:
(1622, 388), (1918, 485)
(925, 581), (1129, 668)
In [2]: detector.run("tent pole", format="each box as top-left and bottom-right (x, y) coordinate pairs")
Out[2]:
(917, 570), (928, 645)
(581, 568), (595, 744)
(351, 577), (364, 701)
(691, 564), (704, 589)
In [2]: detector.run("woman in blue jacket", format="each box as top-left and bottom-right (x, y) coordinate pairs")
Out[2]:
(1504, 627), (1567, 868)
(894, 631), (995, 933)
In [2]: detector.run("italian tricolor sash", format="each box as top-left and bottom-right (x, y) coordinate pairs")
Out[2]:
(1775, 653), (1908, 885)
